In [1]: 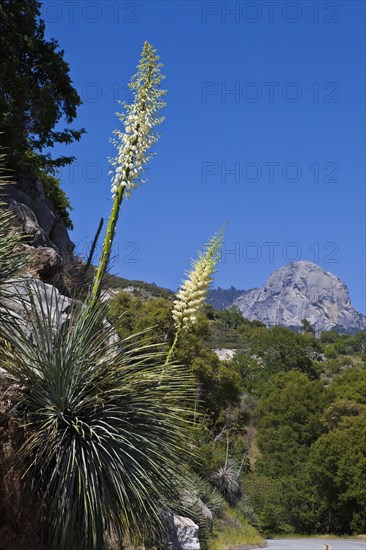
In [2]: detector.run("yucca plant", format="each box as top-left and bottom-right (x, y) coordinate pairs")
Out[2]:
(210, 459), (243, 506)
(1, 281), (195, 550)
(0, 42), (204, 550)
(236, 496), (259, 528)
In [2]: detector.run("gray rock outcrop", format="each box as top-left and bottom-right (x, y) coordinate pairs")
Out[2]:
(1, 175), (74, 287)
(164, 512), (200, 550)
(0, 278), (74, 362)
(181, 490), (213, 532)
(233, 261), (366, 334)
(213, 348), (237, 361)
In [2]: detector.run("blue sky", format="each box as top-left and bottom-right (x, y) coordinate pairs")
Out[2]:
(42, 0), (365, 313)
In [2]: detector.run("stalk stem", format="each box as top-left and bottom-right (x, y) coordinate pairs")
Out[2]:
(90, 183), (126, 307)
(165, 328), (181, 364)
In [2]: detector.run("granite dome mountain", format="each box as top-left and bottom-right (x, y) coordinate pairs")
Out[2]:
(207, 261), (366, 334)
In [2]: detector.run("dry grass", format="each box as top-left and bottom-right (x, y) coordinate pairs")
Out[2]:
(208, 508), (264, 550)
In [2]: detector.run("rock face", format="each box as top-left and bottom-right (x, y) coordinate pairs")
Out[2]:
(164, 512), (200, 550)
(0, 381), (46, 550)
(172, 516), (200, 550)
(1, 277), (74, 342)
(1, 175), (74, 288)
(233, 261), (366, 334)
(213, 348), (237, 361)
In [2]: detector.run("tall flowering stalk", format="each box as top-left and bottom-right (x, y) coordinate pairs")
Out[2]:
(90, 42), (166, 307)
(166, 225), (226, 363)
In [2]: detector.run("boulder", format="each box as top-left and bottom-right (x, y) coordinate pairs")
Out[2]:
(173, 516), (200, 550)
(196, 498), (213, 530)
(32, 196), (56, 236)
(1, 176), (75, 289)
(50, 217), (74, 269)
(213, 348), (236, 361)
(1, 277), (73, 339)
(8, 200), (51, 247)
(181, 490), (213, 531)
(164, 512), (200, 550)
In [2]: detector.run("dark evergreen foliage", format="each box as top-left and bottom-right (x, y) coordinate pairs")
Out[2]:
(0, 0), (85, 226)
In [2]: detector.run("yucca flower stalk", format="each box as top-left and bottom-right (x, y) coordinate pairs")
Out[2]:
(90, 42), (166, 307)
(166, 225), (226, 363)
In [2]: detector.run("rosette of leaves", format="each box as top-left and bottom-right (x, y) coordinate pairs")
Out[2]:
(1, 283), (195, 550)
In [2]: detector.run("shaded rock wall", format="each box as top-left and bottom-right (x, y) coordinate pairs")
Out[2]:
(1, 175), (75, 291)
(0, 381), (46, 550)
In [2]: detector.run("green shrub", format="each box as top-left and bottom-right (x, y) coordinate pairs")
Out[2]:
(39, 171), (73, 229)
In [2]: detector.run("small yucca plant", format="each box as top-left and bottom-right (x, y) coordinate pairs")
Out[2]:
(1, 282), (195, 549)
(210, 459), (243, 506)
(209, 437), (244, 506)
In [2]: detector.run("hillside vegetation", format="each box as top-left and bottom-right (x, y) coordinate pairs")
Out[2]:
(109, 292), (366, 538)
(1, 4), (364, 547)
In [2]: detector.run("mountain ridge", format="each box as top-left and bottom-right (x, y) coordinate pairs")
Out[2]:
(105, 261), (365, 335)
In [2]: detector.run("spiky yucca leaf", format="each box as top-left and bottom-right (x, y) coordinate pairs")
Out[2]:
(185, 472), (225, 516)
(1, 281), (195, 550)
(0, 149), (29, 302)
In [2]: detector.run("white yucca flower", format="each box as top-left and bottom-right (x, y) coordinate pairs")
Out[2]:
(172, 227), (225, 330)
(109, 42), (166, 198)
(172, 260), (213, 329)
(166, 226), (226, 363)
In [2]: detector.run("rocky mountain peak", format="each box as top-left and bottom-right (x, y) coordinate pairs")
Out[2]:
(220, 261), (365, 334)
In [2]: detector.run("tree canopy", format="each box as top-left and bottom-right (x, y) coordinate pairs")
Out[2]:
(106, 285), (366, 537)
(0, 0), (83, 171)
(0, 0), (84, 225)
